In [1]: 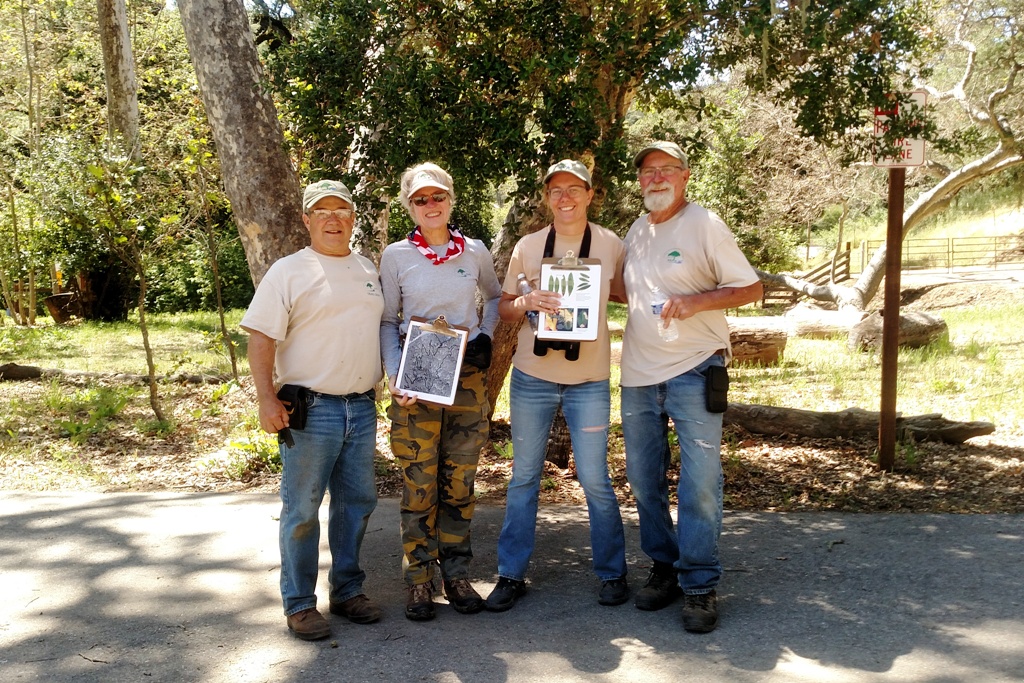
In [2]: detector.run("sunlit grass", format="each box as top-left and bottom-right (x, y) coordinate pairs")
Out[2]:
(730, 301), (1024, 432)
(0, 309), (248, 376)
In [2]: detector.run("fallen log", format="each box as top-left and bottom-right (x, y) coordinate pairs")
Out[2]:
(0, 362), (229, 385)
(784, 305), (867, 339)
(724, 403), (994, 444)
(848, 310), (948, 351)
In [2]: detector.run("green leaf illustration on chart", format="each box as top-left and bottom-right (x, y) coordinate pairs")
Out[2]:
(567, 273), (574, 296)
(548, 274), (555, 292)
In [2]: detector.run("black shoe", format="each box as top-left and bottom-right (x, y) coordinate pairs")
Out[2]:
(682, 590), (719, 633)
(598, 577), (629, 606)
(443, 578), (485, 614)
(405, 582), (436, 621)
(484, 577), (526, 612)
(634, 562), (682, 611)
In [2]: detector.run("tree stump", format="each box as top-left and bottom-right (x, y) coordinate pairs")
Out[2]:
(847, 310), (948, 351)
(727, 317), (788, 365)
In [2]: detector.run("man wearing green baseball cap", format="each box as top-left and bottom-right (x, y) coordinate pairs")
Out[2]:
(241, 179), (385, 640)
(621, 142), (763, 633)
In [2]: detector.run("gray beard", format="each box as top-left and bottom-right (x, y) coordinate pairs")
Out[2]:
(643, 186), (676, 213)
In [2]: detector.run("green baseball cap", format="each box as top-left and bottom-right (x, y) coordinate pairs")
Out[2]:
(543, 159), (592, 186)
(633, 141), (689, 169)
(302, 180), (353, 212)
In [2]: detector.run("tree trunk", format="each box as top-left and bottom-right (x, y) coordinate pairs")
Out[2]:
(725, 403), (994, 444)
(485, 195), (548, 417)
(177, 0), (307, 286)
(135, 259), (164, 422)
(96, 0), (139, 155)
(544, 407), (572, 468)
(195, 165), (239, 380)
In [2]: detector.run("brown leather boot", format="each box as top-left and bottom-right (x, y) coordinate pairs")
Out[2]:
(405, 582), (435, 621)
(329, 594), (381, 624)
(286, 608), (330, 640)
(443, 578), (484, 614)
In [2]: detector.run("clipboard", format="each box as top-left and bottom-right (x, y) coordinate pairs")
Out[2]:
(537, 251), (601, 342)
(394, 315), (469, 405)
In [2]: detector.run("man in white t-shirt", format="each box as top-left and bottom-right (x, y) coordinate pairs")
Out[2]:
(241, 180), (385, 640)
(621, 142), (762, 633)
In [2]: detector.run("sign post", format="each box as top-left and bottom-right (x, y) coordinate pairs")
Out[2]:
(872, 91), (927, 470)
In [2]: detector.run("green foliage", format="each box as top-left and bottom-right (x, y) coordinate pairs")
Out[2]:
(270, 0), (930, 225)
(0, 323), (74, 361)
(2, 2), (241, 318)
(688, 106), (801, 271)
(144, 224), (254, 312)
(493, 440), (514, 460)
(210, 412), (282, 480)
(42, 382), (136, 444)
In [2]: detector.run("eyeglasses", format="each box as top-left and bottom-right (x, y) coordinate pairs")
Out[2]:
(310, 208), (354, 220)
(638, 165), (685, 180)
(411, 192), (449, 207)
(547, 186), (588, 201)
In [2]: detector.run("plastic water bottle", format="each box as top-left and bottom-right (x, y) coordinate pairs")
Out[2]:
(517, 273), (539, 333)
(650, 286), (678, 341)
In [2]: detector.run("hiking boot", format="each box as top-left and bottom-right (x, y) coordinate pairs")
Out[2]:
(405, 582), (436, 621)
(443, 578), (485, 614)
(484, 577), (526, 612)
(682, 590), (719, 633)
(329, 594), (381, 624)
(598, 578), (629, 606)
(634, 562), (682, 611)
(286, 608), (330, 640)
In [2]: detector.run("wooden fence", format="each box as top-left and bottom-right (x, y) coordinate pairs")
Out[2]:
(761, 234), (1023, 307)
(761, 244), (852, 307)
(861, 235), (1024, 272)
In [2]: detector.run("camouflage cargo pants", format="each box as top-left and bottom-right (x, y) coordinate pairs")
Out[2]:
(388, 365), (490, 586)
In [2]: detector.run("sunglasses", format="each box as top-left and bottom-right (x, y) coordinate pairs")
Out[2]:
(411, 192), (449, 207)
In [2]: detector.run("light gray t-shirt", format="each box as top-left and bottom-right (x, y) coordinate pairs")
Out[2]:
(621, 203), (759, 387)
(379, 236), (502, 379)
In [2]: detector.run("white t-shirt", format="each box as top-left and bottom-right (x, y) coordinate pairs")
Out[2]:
(503, 223), (625, 385)
(241, 247), (384, 395)
(621, 203), (759, 387)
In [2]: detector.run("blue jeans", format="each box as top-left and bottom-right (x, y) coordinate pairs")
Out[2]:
(278, 390), (378, 616)
(621, 355), (725, 595)
(497, 368), (627, 581)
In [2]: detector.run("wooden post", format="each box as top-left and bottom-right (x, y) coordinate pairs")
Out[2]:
(879, 168), (906, 470)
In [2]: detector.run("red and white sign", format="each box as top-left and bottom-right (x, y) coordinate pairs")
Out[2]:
(873, 90), (927, 167)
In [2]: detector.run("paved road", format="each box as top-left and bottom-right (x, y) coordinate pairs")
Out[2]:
(1, 493), (1021, 683)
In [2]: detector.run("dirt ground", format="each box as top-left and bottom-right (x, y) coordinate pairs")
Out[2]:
(2, 277), (1022, 513)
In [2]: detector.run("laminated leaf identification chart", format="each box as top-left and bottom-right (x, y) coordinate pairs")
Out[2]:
(538, 257), (601, 342)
